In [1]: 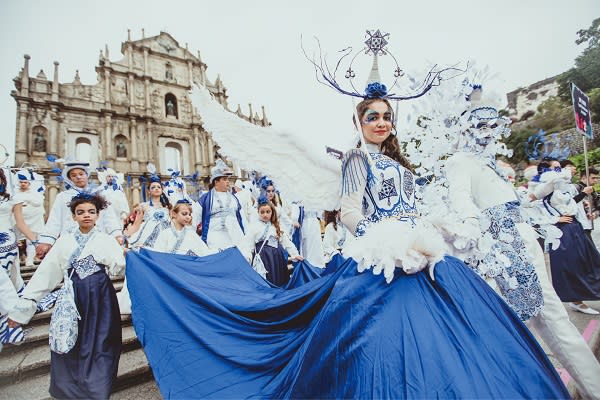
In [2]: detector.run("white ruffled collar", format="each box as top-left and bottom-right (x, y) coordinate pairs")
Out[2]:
(365, 143), (380, 153)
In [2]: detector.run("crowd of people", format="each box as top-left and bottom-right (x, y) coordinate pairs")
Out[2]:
(0, 82), (599, 398)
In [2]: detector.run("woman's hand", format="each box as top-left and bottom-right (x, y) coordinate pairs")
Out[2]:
(558, 216), (573, 223)
(293, 255), (304, 261)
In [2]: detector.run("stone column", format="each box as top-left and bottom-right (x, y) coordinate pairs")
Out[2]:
(187, 60), (193, 87)
(144, 78), (150, 114)
(104, 114), (113, 159)
(104, 70), (111, 108)
(128, 73), (135, 113)
(51, 61), (59, 102)
(146, 120), (153, 166)
(129, 118), (139, 170)
(21, 55), (30, 97)
(47, 181), (58, 214)
(132, 180), (141, 205)
(16, 101), (28, 153)
(49, 107), (59, 156)
(193, 127), (203, 170)
(207, 136), (215, 164)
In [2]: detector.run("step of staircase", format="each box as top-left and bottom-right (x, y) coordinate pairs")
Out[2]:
(0, 261), (156, 399)
(0, 347), (153, 400)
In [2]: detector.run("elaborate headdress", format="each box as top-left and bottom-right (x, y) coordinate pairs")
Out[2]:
(256, 194), (270, 206)
(16, 168), (45, 193)
(304, 29), (462, 102)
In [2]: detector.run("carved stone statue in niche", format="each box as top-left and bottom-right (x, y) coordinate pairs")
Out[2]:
(166, 100), (176, 116)
(165, 65), (174, 81)
(116, 140), (127, 158)
(33, 130), (47, 153)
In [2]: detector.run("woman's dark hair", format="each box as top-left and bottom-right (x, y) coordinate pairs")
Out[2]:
(0, 169), (9, 200)
(536, 161), (551, 175)
(68, 193), (108, 214)
(559, 159), (575, 168)
(148, 181), (172, 209)
(355, 98), (414, 172)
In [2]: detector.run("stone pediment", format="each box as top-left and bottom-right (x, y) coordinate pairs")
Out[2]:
(128, 32), (197, 61)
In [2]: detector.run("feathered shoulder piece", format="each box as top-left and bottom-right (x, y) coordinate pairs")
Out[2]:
(341, 149), (376, 195)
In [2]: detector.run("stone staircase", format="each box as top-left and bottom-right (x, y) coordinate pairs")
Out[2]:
(0, 264), (160, 399)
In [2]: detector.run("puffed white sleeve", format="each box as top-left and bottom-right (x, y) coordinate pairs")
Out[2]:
(98, 203), (124, 238)
(188, 232), (213, 256)
(0, 270), (20, 315)
(152, 229), (170, 253)
(101, 234), (125, 276)
(9, 238), (67, 323)
(280, 232), (299, 258)
(39, 193), (67, 245)
(340, 150), (370, 236)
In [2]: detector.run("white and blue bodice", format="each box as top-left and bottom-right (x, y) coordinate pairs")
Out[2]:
(341, 148), (418, 236)
(128, 203), (171, 249)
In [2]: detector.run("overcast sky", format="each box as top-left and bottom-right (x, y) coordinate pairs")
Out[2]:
(0, 0), (598, 166)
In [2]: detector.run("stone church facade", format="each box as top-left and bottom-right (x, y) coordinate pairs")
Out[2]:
(11, 30), (269, 209)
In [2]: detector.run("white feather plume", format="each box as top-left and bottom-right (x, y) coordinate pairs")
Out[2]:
(190, 84), (341, 210)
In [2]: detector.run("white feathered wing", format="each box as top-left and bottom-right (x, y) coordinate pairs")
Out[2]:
(189, 84), (341, 211)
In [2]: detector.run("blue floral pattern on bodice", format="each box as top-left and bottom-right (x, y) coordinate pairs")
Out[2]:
(363, 152), (418, 225)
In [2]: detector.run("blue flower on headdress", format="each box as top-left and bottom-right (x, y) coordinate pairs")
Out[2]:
(71, 192), (95, 202)
(364, 82), (388, 99)
(257, 194), (270, 206)
(176, 199), (192, 205)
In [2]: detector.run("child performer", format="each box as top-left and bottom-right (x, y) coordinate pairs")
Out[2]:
(8, 193), (124, 400)
(154, 199), (213, 256)
(322, 210), (348, 264)
(245, 197), (303, 286)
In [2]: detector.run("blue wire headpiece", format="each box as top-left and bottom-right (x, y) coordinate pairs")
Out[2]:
(176, 198), (192, 205)
(303, 29), (464, 101)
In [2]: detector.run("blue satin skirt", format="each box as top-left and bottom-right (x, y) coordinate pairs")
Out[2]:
(51, 269), (121, 400)
(127, 248), (568, 399)
(550, 221), (600, 301)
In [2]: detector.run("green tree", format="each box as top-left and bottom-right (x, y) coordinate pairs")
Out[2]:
(558, 17), (600, 100)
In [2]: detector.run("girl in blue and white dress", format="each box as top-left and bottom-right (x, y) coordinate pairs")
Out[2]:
(321, 210), (347, 264)
(153, 200), (212, 257)
(245, 198), (303, 286)
(8, 193), (124, 400)
(118, 178), (171, 314)
(126, 179), (171, 250)
(0, 168), (38, 347)
(531, 160), (600, 313)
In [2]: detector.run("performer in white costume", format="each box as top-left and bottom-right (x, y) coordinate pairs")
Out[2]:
(198, 160), (247, 255)
(154, 200), (212, 256)
(118, 175), (171, 314)
(442, 87), (600, 400)
(245, 196), (302, 285)
(13, 170), (45, 267)
(36, 161), (123, 259)
(0, 168), (38, 348)
(322, 210), (348, 264)
(9, 193), (124, 400)
(97, 167), (130, 224)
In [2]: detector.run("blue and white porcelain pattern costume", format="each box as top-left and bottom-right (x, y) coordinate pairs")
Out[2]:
(10, 228), (124, 400)
(0, 197), (27, 346)
(153, 225), (212, 256)
(127, 202), (171, 249)
(533, 169), (600, 302)
(124, 144), (568, 399)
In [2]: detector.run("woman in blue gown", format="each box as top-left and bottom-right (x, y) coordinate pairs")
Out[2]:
(126, 95), (568, 399)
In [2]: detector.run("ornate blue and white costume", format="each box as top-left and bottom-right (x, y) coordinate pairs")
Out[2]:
(0, 197), (27, 347)
(154, 225), (212, 257)
(10, 228), (124, 399)
(127, 202), (171, 249)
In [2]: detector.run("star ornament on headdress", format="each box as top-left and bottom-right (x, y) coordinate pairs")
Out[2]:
(303, 29), (464, 101)
(364, 29), (389, 56)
